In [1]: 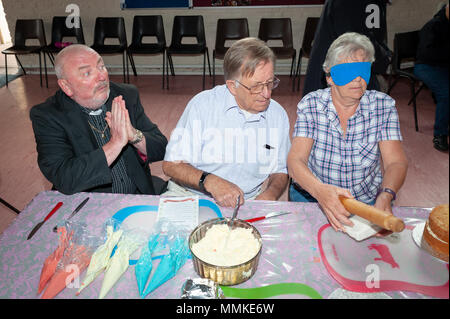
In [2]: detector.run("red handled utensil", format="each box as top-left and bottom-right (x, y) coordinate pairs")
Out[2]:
(245, 211), (291, 223)
(27, 202), (63, 240)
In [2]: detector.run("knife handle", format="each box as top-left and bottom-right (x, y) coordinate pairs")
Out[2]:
(44, 202), (63, 221)
(245, 216), (265, 223)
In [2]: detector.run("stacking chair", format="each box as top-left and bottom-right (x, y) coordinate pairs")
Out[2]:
(166, 15), (211, 90)
(128, 15), (167, 89)
(91, 17), (129, 83)
(295, 17), (319, 92)
(212, 18), (249, 87)
(46, 16), (86, 66)
(2, 19), (48, 87)
(387, 31), (424, 131)
(258, 18), (296, 91)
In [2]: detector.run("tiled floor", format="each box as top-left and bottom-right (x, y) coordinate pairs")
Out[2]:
(0, 71), (448, 234)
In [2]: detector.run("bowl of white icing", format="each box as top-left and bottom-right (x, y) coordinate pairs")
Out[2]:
(189, 218), (262, 285)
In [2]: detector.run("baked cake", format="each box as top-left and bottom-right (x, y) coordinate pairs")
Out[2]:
(422, 204), (449, 262)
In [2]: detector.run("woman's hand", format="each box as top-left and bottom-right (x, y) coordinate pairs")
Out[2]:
(313, 183), (354, 232)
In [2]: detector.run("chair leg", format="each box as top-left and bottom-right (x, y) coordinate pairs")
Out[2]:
(162, 51), (166, 90)
(43, 51), (48, 88)
(122, 51), (126, 83)
(291, 56), (296, 92)
(206, 48), (211, 77)
(128, 52), (137, 77)
(166, 52), (170, 90)
(4, 54), (8, 87)
(387, 76), (398, 95)
(212, 55), (216, 88)
(168, 53), (175, 76)
(15, 56), (26, 75)
(0, 196), (21, 214)
(47, 52), (55, 67)
(408, 83), (425, 105)
(38, 52), (42, 87)
(296, 55), (303, 92)
(202, 51), (206, 91)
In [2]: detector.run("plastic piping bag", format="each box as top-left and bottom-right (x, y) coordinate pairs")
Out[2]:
(135, 232), (160, 297)
(98, 233), (143, 299)
(76, 225), (123, 295)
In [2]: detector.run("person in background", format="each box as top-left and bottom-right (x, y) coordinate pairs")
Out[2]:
(288, 33), (408, 232)
(30, 44), (167, 195)
(414, 3), (449, 152)
(302, 0), (391, 97)
(162, 37), (290, 208)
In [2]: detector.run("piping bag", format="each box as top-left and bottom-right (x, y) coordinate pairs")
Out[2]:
(40, 221), (102, 299)
(135, 231), (161, 297)
(98, 231), (145, 299)
(139, 221), (190, 298)
(76, 221), (123, 295)
(37, 226), (71, 294)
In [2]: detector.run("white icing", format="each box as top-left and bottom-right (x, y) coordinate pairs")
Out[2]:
(192, 224), (260, 267)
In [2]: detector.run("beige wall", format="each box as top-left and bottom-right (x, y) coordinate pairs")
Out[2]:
(1, 0), (444, 74)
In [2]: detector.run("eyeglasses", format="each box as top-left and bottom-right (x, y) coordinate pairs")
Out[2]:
(235, 77), (280, 94)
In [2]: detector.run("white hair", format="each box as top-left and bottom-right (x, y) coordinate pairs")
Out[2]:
(322, 32), (375, 73)
(54, 44), (99, 79)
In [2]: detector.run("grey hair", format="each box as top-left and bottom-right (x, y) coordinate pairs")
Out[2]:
(322, 32), (375, 73)
(54, 44), (99, 79)
(223, 37), (276, 81)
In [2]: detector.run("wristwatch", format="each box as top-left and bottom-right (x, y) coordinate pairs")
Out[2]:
(130, 129), (144, 145)
(376, 187), (397, 200)
(198, 171), (210, 193)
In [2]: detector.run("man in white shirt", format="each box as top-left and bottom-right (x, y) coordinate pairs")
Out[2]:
(163, 37), (291, 207)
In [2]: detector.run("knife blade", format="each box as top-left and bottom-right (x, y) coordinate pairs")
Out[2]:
(53, 197), (90, 233)
(27, 201), (63, 240)
(245, 211), (291, 223)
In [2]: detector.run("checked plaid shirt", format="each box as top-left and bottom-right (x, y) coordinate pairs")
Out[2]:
(293, 88), (402, 203)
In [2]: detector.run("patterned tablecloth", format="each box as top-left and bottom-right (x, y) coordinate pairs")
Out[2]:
(0, 191), (445, 299)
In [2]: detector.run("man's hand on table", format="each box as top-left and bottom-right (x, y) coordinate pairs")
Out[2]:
(204, 174), (245, 208)
(373, 192), (395, 237)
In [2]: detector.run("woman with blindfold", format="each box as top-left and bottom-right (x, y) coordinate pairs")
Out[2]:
(287, 32), (408, 233)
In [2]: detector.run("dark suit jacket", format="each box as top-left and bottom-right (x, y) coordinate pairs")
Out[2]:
(302, 0), (388, 97)
(30, 82), (168, 195)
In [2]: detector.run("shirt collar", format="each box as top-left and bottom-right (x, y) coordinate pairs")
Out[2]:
(222, 85), (268, 121)
(318, 87), (371, 117)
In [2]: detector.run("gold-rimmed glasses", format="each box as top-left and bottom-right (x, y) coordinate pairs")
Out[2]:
(235, 77), (280, 94)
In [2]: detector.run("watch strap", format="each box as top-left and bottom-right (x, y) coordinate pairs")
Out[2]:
(130, 129), (144, 145)
(198, 171), (210, 192)
(377, 187), (396, 200)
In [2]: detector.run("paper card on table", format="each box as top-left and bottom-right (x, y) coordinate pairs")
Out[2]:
(343, 215), (381, 241)
(157, 196), (199, 231)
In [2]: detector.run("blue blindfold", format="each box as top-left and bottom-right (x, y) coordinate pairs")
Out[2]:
(329, 62), (371, 86)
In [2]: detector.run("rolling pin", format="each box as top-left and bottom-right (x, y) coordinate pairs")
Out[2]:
(339, 196), (405, 233)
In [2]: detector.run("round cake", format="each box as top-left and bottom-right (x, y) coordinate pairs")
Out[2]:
(422, 204), (449, 262)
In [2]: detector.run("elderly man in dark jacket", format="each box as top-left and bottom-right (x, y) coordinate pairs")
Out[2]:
(30, 44), (168, 195)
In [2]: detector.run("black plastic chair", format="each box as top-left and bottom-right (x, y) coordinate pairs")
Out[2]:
(91, 17), (129, 83)
(46, 16), (85, 66)
(213, 18), (249, 87)
(2, 19), (48, 87)
(387, 31), (424, 131)
(295, 17), (319, 92)
(166, 15), (211, 90)
(258, 18), (296, 91)
(128, 15), (167, 89)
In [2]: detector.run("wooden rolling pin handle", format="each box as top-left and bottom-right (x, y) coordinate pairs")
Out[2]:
(339, 196), (405, 233)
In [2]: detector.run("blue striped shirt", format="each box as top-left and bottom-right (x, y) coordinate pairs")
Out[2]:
(293, 88), (402, 203)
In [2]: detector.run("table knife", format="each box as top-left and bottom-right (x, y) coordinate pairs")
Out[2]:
(245, 211), (291, 223)
(27, 201), (63, 240)
(52, 197), (89, 232)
